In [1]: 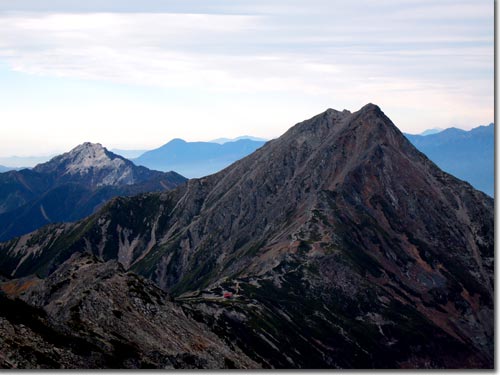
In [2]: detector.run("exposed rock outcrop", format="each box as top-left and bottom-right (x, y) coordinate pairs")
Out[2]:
(0, 253), (257, 369)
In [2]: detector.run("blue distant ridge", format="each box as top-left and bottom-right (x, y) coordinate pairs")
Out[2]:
(405, 123), (494, 197)
(134, 138), (266, 178)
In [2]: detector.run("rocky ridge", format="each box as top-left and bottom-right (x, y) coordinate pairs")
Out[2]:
(0, 104), (493, 368)
(0, 253), (257, 369)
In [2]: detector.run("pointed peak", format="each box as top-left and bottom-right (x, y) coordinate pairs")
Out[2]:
(33, 141), (129, 179)
(357, 103), (382, 114)
(69, 142), (107, 154)
(340, 103), (400, 136)
(348, 104), (405, 142)
(286, 104), (389, 141)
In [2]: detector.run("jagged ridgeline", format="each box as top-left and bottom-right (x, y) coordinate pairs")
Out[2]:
(0, 104), (493, 369)
(0, 143), (187, 242)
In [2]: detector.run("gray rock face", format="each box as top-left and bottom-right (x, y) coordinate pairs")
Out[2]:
(0, 104), (493, 368)
(0, 253), (257, 369)
(33, 142), (165, 187)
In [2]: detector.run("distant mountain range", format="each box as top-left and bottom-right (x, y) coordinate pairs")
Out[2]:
(404, 123), (494, 196)
(124, 125), (492, 195)
(416, 128), (444, 136)
(0, 104), (492, 369)
(210, 135), (268, 144)
(1, 125), (492, 198)
(0, 143), (186, 241)
(133, 138), (266, 178)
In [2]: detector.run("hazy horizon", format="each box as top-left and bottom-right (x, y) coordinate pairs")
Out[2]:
(0, 120), (495, 164)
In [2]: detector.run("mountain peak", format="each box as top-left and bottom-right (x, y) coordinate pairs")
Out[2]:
(66, 142), (109, 161)
(358, 102), (381, 113)
(351, 103), (390, 125)
(349, 103), (405, 140)
(320, 103), (378, 120)
(71, 142), (105, 152)
(285, 104), (401, 156)
(34, 142), (125, 177)
(32, 142), (157, 187)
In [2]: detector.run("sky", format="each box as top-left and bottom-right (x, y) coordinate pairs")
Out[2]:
(0, 0), (494, 157)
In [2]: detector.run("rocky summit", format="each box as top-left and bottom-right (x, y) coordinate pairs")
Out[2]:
(33, 142), (168, 187)
(0, 143), (187, 241)
(0, 104), (493, 369)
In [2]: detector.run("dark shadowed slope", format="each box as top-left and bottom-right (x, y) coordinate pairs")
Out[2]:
(0, 104), (493, 368)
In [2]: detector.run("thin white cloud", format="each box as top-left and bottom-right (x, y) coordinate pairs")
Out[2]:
(0, 10), (491, 93)
(388, 2), (492, 20)
(0, 1), (493, 154)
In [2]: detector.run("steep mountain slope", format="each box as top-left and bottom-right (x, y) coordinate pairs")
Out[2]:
(0, 143), (187, 241)
(134, 138), (265, 177)
(405, 124), (494, 196)
(0, 253), (257, 369)
(0, 104), (493, 368)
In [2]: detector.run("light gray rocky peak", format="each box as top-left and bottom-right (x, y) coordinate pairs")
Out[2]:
(61, 143), (127, 177)
(33, 142), (144, 187)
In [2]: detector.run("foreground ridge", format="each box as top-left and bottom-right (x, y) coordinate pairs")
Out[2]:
(0, 253), (257, 369)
